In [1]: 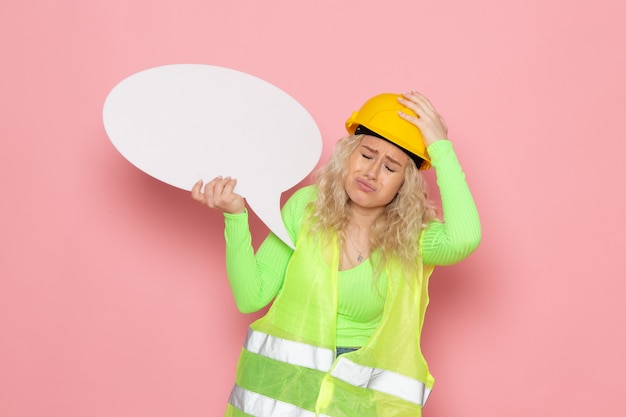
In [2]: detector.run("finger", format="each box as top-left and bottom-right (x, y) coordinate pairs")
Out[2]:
(222, 177), (238, 195)
(191, 180), (204, 201)
(440, 115), (449, 134)
(211, 176), (230, 198)
(403, 91), (438, 115)
(205, 176), (223, 192)
(399, 95), (430, 119)
(408, 91), (436, 109)
(203, 177), (221, 206)
(398, 100), (432, 126)
(398, 105), (446, 137)
(397, 109), (419, 125)
(211, 176), (238, 209)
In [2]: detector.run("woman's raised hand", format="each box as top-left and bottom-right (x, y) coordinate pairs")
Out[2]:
(397, 91), (449, 147)
(191, 176), (246, 214)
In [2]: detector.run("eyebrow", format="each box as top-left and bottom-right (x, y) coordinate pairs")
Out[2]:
(361, 145), (403, 167)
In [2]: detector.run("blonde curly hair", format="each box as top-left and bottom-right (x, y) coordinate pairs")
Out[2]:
(308, 134), (438, 271)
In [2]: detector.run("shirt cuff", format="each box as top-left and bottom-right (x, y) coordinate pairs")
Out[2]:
(426, 139), (454, 163)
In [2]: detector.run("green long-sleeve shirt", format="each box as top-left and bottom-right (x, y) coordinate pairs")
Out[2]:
(223, 140), (481, 347)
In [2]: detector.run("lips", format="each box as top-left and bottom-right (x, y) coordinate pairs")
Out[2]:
(356, 178), (376, 192)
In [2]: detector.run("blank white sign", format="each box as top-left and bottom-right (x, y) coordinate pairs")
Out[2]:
(103, 64), (322, 247)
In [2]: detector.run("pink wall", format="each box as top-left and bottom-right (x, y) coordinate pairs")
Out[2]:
(1, 1), (625, 416)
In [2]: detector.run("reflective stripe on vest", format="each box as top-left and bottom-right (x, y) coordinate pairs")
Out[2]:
(330, 356), (432, 407)
(241, 328), (430, 408)
(244, 328), (335, 372)
(230, 385), (331, 417)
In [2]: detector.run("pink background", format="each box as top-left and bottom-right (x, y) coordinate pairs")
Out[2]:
(1, 0), (624, 416)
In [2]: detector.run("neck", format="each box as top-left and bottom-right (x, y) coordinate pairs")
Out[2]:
(347, 205), (383, 230)
(340, 208), (377, 270)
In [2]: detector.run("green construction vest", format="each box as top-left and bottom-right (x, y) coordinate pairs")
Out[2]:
(225, 221), (435, 417)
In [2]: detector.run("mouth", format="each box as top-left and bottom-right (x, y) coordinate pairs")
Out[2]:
(356, 178), (376, 192)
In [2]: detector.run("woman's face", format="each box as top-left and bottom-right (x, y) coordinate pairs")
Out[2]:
(344, 135), (409, 213)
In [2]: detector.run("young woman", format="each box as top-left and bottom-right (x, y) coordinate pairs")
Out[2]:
(192, 91), (481, 417)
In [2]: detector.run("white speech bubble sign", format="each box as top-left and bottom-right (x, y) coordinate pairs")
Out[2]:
(102, 64), (322, 248)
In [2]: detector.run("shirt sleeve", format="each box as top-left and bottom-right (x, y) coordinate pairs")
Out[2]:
(223, 186), (315, 313)
(421, 140), (482, 266)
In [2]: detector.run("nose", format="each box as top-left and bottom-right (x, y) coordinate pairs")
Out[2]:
(365, 161), (379, 180)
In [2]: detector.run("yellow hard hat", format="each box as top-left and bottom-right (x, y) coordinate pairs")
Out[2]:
(345, 93), (431, 170)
